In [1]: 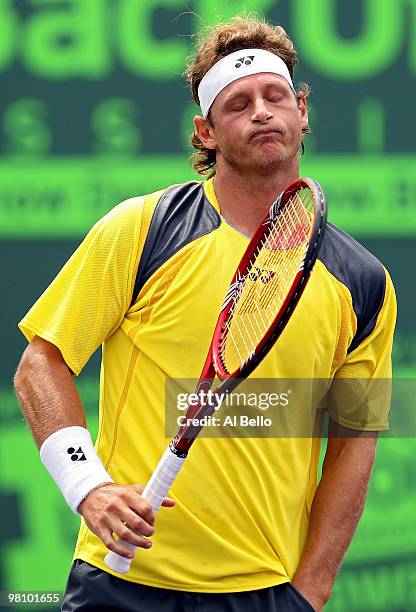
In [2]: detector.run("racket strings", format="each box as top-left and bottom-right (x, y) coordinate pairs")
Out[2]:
(220, 188), (314, 374)
(230, 190), (310, 317)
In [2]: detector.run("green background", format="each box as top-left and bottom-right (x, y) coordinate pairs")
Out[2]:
(1, 0), (415, 609)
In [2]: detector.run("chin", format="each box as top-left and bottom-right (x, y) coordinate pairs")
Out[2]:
(224, 146), (291, 174)
(252, 141), (287, 163)
(254, 152), (287, 170)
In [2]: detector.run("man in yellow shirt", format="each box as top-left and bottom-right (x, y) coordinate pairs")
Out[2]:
(15, 16), (395, 612)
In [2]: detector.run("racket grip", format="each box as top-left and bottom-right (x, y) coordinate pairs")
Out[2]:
(104, 444), (186, 574)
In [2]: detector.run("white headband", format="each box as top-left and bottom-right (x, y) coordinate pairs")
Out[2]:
(198, 48), (295, 118)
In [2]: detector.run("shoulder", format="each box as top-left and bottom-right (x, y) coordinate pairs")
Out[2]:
(96, 180), (216, 233)
(132, 180), (221, 298)
(319, 223), (392, 353)
(144, 180), (220, 232)
(95, 193), (151, 232)
(87, 182), (177, 243)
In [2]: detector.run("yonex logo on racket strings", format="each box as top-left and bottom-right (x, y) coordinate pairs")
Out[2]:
(67, 446), (86, 461)
(247, 268), (276, 283)
(221, 267), (276, 312)
(235, 56), (255, 68)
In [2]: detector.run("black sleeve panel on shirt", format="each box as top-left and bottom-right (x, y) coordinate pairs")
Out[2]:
(132, 182), (221, 304)
(318, 222), (387, 354)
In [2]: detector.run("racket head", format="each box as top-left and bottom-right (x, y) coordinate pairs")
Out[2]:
(212, 177), (327, 381)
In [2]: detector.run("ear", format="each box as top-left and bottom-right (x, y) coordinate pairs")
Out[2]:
(297, 95), (309, 132)
(193, 115), (217, 150)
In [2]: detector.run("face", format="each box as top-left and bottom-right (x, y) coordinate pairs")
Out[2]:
(194, 73), (308, 174)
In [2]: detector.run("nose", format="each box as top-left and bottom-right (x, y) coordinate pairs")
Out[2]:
(251, 98), (273, 123)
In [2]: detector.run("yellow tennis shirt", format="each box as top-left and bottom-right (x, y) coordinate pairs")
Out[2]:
(19, 178), (396, 592)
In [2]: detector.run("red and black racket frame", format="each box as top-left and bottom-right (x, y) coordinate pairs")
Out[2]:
(172, 178), (327, 456)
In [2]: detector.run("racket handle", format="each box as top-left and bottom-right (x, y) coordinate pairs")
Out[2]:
(104, 444), (186, 574)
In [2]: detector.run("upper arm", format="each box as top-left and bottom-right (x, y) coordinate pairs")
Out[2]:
(323, 418), (378, 473)
(329, 268), (397, 431)
(336, 267), (397, 380)
(18, 197), (145, 375)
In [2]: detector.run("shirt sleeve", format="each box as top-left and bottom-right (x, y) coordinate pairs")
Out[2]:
(329, 268), (397, 430)
(18, 197), (145, 375)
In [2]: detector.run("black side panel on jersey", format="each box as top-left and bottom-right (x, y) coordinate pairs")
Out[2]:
(131, 182), (221, 304)
(318, 223), (386, 354)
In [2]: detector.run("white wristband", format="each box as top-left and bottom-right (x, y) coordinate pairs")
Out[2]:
(40, 426), (114, 514)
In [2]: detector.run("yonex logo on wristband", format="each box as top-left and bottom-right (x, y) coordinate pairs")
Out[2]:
(235, 56), (254, 68)
(67, 446), (86, 461)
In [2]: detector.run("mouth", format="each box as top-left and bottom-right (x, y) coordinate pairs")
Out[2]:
(249, 129), (283, 141)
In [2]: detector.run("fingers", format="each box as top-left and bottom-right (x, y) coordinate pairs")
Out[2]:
(132, 484), (176, 508)
(87, 510), (153, 558)
(128, 489), (155, 526)
(101, 531), (136, 559)
(79, 483), (176, 557)
(122, 508), (155, 538)
(111, 518), (153, 550)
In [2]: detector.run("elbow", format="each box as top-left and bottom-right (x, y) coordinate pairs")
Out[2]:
(14, 337), (70, 400)
(15, 350), (28, 389)
(14, 347), (34, 402)
(14, 341), (45, 396)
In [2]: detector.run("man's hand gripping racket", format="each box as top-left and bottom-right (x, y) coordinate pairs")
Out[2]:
(105, 177), (327, 573)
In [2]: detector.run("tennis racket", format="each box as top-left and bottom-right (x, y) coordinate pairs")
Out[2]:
(105, 177), (327, 573)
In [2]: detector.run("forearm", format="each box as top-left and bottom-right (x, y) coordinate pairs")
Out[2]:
(14, 337), (86, 447)
(293, 432), (377, 607)
(14, 342), (175, 557)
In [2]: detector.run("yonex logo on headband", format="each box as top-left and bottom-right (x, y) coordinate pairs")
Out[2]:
(198, 48), (296, 117)
(235, 56), (254, 68)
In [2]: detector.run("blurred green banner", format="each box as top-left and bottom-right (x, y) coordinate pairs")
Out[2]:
(0, 155), (415, 237)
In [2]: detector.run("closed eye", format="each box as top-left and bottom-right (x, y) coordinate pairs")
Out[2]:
(230, 101), (249, 112)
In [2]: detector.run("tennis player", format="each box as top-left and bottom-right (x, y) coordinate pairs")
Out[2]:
(15, 16), (396, 612)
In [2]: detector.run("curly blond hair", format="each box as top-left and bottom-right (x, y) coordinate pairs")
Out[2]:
(185, 16), (311, 177)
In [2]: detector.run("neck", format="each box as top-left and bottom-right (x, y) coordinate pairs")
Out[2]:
(213, 159), (299, 237)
